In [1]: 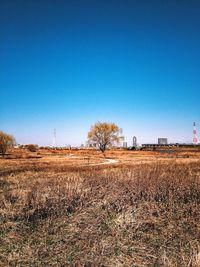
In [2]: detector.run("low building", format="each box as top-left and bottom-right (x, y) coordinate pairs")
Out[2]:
(158, 138), (168, 145)
(86, 140), (98, 148)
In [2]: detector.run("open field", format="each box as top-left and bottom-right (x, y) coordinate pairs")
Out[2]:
(1, 149), (200, 266)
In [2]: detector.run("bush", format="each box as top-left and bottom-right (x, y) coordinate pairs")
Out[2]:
(26, 144), (38, 152)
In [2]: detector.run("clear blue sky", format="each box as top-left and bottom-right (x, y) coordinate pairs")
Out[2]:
(1, 0), (200, 146)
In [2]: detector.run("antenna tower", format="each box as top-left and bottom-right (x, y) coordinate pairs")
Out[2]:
(193, 122), (198, 144)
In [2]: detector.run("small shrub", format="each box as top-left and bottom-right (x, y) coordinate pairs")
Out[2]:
(26, 144), (38, 152)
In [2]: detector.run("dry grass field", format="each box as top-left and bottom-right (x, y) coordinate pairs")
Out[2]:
(0, 148), (200, 266)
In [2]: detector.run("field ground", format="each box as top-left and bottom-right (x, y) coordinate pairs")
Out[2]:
(1, 148), (200, 171)
(0, 149), (200, 266)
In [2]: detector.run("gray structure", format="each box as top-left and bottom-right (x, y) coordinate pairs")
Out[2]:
(133, 136), (137, 147)
(52, 128), (56, 147)
(123, 142), (127, 148)
(158, 138), (168, 145)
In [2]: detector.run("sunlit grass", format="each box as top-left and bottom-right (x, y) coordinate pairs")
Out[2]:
(0, 153), (200, 266)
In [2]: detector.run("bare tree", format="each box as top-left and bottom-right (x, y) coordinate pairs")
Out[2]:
(0, 131), (16, 158)
(88, 122), (124, 154)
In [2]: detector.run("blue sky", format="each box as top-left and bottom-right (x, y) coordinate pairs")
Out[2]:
(1, 0), (200, 146)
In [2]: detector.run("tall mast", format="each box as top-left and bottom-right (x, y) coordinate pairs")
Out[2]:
(193, 122), (198, 144)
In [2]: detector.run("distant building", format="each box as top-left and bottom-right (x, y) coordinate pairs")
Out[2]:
(133, 136), (137, 147)
(123, 142), (127, 148)
(158, 138), (168, 145)
(86, 140), (98, 148)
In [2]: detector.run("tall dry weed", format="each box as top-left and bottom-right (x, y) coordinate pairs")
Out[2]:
(0, 161), (200, 266)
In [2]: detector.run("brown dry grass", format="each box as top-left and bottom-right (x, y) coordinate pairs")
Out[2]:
(0, 150), (200, 266)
